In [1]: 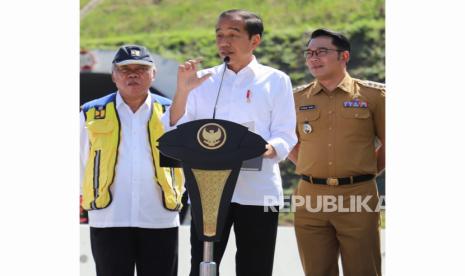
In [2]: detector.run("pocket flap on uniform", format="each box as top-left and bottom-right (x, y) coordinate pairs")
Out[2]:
(298, 110), (320, 122)
(86, 119), (115, 133)
(341, 108), (371, 119)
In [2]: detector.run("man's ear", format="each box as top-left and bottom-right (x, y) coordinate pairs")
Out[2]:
(251, 34), (261, 50)
(152, 69), (156, 81)
(342, 51), (350, 63)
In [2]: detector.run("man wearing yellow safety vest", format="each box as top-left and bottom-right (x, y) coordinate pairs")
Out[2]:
(80, 45), (183, 276)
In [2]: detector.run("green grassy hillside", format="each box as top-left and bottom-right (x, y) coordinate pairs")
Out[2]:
(81, 0), (384, 38)
(81, 0), (385, 84)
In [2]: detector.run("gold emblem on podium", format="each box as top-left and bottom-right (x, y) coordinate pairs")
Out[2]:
(192, 169), (231, 236)
(197, 123), (227, 150)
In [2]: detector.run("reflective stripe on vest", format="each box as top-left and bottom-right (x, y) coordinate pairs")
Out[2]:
(81, 94), (184, 211)
(148, 103), (184, 211)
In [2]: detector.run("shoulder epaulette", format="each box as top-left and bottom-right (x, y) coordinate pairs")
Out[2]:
(354, 79), (385, 90)
(293, 82), (314, 94)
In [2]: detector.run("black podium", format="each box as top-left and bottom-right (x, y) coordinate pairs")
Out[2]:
(157, 119), (267, 276)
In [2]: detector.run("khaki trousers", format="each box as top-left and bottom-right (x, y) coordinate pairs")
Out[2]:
(294, 179), (381, 276)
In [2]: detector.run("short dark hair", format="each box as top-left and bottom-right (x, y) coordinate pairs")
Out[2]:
(308, 28), (351, 52)
(218, 9), (264, 38)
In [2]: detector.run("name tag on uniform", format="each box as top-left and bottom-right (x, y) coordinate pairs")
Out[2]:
(299, 105), (316, 111)
(343, 100), (368, 108)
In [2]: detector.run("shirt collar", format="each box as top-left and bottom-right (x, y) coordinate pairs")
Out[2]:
(116, 91), (152, 112)
(246, 56), (260, 75)
(307, 81), (324, 96)
(308, 73), (355, 96)
(223, 55), (260, 76)
(336, 73), (355, 94)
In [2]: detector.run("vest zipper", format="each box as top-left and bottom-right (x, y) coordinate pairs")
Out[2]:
(91, 150), (101, 209)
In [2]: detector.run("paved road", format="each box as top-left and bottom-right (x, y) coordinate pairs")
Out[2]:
(80, 225), (385, 275)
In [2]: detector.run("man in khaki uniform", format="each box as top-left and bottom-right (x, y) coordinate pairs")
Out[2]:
(288, 28), (385, 276)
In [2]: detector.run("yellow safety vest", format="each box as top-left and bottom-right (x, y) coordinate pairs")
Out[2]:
(81, 93), (183, 211)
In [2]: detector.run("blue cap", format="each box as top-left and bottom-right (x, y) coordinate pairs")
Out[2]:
(112, 45), (154, 67)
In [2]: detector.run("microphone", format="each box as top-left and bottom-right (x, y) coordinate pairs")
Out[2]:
(212, 56), (230, 119)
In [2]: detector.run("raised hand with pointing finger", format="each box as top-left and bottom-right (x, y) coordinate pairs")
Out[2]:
(177, 59), (212, 94)
(170, 59), (212, 126)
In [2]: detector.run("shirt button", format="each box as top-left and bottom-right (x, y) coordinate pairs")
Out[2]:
(329, 127), (333, 131)
(328, 143), (332, 147)
(355, 114), (359, 118)
(328, 110), (333, 115)
(328, 161), (333, 165)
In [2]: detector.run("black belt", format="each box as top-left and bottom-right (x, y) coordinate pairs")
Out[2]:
(300, 174), (374, 186)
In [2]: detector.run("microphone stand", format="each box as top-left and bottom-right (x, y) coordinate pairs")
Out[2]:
(200, 241), (216, 276)
(200, 56), (229, 276)
(212, 56), (230, 119)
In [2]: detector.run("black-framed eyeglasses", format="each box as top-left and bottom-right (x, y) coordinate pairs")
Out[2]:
(303, 48), (343, 58)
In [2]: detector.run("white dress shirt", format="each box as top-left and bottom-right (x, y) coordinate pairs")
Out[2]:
(177, 57), (297, 206)
(80, 92), (179, 228)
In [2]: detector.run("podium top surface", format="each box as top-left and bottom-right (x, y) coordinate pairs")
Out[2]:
(158, 119), (267, 169)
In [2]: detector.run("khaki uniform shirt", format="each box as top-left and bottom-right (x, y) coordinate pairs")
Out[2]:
(294, 73), (385, 178)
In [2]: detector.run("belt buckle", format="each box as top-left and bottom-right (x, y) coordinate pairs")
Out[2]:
(327, 177), (339, 186)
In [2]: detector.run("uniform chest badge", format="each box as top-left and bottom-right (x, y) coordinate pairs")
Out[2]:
(343, 100), (368, 108)
(94, 106), (106, 119)
(303, 121), (312, 134)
